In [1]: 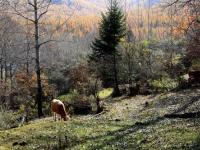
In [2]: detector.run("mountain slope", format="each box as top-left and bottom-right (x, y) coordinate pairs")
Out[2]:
(51, 0), (161, 15)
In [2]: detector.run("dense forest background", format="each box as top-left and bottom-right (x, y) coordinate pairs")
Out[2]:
(0, 0), (200, 149)
(0, 0), (199, 124)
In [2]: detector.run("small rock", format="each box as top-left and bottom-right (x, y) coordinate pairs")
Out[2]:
(19, 141), (27, 146)
(144, 101), (149, 108)
(12, 142), (18, 146)
(135, 121), (144, 126)
(115, 119), (121, 122)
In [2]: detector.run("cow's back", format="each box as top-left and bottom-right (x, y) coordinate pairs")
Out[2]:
(51, 99), (61, 112)
(51, 99), (66, 115)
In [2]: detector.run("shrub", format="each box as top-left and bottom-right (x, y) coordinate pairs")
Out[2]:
(175, 74), (191, 90)
(0, 106), (21, 130)
(150, 76), (178, 92)
(58, 90), (79, 104)
(58, 91), (93, 115)
(48, 71), (71, 95)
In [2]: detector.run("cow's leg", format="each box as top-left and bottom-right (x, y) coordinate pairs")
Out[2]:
(58, 114), (61, 121)
(52, 111), (55, 121)
(55, 113), (57, 121)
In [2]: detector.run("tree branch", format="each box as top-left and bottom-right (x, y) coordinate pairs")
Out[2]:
(38, 0), (52, 20)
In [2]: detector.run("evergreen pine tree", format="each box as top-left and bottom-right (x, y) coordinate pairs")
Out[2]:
(89, 0), (126, 97)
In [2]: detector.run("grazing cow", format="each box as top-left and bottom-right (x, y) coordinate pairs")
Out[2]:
(51, 99), (70, 121)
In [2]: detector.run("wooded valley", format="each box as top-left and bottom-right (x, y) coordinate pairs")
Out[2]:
(0, 0), (199, 149)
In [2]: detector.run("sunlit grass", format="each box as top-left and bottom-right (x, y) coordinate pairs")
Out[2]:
(0, 117), (199, 150)
(98, 88), (113, 99)
(0, 90), (200, 150)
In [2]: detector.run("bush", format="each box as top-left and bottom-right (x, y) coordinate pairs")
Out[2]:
(176, 75), (191, 90)
(150, 76), (178, 92)
(58, 90), (79, 104)
(0, 106), (21, 130)
(48, 71), (71, 95)
(58, 90), (93, 115)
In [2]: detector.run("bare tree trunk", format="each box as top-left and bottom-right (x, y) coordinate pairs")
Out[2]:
(138, 0), (141, 41)
(168, 6), (174, 76)
(0, 63), (3, 80)
(0, 49), (3, 80)
(93, 78), (102, 114)
(4, 49), (7, 82)
(26, 24), (30, 75)
(128, 53), (132, 85)
(8, 0), (62, 117)
(147, 0), (150, 41)
(9, 63), (13, 106)
(34, 0), (43, 117)
(112, 53), (120, 97)
(26, 44), (30, 75)
(4, 61), (7, 82)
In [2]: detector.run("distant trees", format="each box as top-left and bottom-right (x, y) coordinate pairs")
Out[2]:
(89, 0), (126, 97)
(0, 0), (198, 120)
(167, 0), (200, 70)
(0, 13), (23, 106)
(7, 0), (55, 117)
(0, 0), (97, 118)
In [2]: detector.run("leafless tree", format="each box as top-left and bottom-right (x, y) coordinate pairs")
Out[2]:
(5, 0), (55, 117)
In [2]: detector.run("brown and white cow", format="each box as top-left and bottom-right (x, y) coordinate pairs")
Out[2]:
(51, 99), (70, 121)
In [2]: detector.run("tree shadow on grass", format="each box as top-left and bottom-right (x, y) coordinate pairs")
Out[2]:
(153, 90), (200, 115)
(71, 120), (131, 128)
(160, 94), (200, 118)
(66, 117), (165, 149)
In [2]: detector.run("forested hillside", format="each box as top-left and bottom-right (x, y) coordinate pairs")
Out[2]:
(0, 0), (199, 149)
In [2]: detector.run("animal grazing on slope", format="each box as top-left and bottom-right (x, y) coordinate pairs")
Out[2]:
(51, 99), (70, 121)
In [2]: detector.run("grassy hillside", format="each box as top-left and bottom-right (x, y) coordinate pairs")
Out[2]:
(0, 89), (200, 150)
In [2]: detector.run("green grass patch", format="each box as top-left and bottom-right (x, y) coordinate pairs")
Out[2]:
(0, 118), (133, 150)
(0, 117), (199, 150)
(0, 90), (200, 150)
(98, 88), (113, 99)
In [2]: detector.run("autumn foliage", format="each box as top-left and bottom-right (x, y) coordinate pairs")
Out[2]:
(15, 70), (54, 100)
